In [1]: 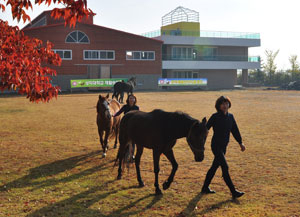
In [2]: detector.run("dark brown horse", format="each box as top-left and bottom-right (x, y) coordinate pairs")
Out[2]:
(115, 109), (208, 195)
(96, 94), (121, 157)
(112, 77), (136, 103)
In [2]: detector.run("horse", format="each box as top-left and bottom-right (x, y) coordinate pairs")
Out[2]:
(96, 93), (121, 157)
(112, 77), (136, 103)
(115, 109), (208, 195)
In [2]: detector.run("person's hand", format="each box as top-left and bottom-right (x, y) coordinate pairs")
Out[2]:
(240, 143), (246, 152)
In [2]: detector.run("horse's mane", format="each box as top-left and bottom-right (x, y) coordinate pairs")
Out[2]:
(96, 100), (101, 113)
(174, 111), (195, 120)
(150, 109), (197, 123)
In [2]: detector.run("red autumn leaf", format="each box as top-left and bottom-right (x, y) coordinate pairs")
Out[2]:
(1, 0), (95, 102)
(0, 3), (5, 11)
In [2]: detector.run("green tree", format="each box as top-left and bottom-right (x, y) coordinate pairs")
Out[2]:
(288, 55), (300, 81)
(248, 69), (266, 84)
(262, 49), (279, 85)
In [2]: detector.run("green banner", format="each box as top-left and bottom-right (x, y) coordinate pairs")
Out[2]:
(70, 78), (128, 88)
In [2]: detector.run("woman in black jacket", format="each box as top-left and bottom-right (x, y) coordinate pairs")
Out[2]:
(113, 94), (139, 117)
(113, 94), (139, 161)
(201, 96), (246, 199)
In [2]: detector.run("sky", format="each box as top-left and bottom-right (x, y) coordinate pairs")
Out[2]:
(1, 0), (299, 70)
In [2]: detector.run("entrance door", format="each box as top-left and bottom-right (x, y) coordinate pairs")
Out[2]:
(100, 65), (110, 78)
(88, 65), (100, 90)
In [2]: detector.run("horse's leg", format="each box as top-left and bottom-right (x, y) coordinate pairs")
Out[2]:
(113, 124), (119, 149)
(135, 144), (144, 187)
(117, 137), (128, 180)
(153, 149), (162, 195)
(120, 92), (124, 103)
(98, 128), (105, 152)
(162, 149), (178, 190)
(116, 92), (120, 102)
(102, 129), (109, 157)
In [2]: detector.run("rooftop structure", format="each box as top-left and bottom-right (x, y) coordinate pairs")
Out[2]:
(162, 6), (199, 26)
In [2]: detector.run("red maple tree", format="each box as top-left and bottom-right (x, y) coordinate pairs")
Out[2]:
(0, 0), (94, 102)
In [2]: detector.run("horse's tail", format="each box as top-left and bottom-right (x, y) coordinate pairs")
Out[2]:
(113, 115), (131, 171)
(113, 141), (130, 171)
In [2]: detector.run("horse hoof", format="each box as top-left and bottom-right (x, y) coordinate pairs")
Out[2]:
(117, 174), (122, 180)
(138, 181), (145, 188)
(102, 153), (106, 158)
(155, 189), (162, 196)
(163, 181), (170, 190)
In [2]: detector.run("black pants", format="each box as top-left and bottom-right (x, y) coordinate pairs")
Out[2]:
(202, 145), (236, 193)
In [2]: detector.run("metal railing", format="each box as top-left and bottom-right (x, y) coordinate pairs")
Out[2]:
(141, 29), (260, 39)
(162, 55), (260, 62)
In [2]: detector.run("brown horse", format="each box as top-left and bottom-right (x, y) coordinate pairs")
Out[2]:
(115, 109), (208, 195)
(96, 94), (121, 157)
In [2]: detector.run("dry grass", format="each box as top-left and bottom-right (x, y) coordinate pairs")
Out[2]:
(0, 90), (299, 217)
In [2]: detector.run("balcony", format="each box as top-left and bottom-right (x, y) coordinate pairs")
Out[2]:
(162, 55), (260, 62)
(162, 55), (261, 70)
(141, 29), (260, 39)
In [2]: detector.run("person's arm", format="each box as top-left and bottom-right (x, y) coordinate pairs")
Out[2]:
(206, 114), (215, 131)
(231, 115), (245, 151)
(113, 105), (125, 117)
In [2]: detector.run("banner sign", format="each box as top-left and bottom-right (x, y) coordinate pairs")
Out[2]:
(158, 78), (207, 86)
(70, 78), (128, 88)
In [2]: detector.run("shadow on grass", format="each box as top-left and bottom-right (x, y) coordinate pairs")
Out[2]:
(179, 191), (204, 216)
(26, 181), (163, 217)
(108, 194), (163, 217)
(0, 150), (110, 192)
(198, 198), (240, 216)
(180, 192), (240, 216)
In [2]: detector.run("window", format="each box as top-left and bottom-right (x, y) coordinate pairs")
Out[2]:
(203, 47), (218, 60)
(83, 50), (115, 60)
(126, 51), (155, 60)
(172, 47), (193, 60)
(53, 50), (72, 60)
(173, 71), (193, 78)
(66, 31), (90, 43)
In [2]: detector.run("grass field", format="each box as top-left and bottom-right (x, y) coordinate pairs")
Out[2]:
(0, 90), (300, 217)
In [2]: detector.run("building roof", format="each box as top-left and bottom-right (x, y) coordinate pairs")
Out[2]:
(22, 10), (163, 43)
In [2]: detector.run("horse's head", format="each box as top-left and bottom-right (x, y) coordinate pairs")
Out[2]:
(186, 117), (208, 162)
(97, 93), (111, 119)
(129, 77), (137, 86)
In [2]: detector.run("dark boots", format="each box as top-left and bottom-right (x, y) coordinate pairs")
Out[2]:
(232, 190), (245, 199)
(223, 172), (245, 199)
(201, 186), (216, 194)
(201, 170), (245, 198)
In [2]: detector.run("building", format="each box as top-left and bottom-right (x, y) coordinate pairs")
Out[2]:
(23, 7), (261, 91)
(142, 6), (261, 89)
(23, 11), (163, 91)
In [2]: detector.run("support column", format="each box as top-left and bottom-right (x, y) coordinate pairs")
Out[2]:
(242, 69), (248, 86)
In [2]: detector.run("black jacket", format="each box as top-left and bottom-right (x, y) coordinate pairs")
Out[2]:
(206, 111), (242, 147)
(114, 104), (139, 117)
